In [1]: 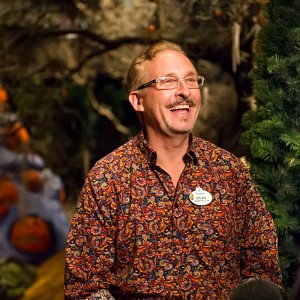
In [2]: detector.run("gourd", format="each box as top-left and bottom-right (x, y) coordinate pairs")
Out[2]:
(10, 215), (52, 254)
(2, 121), (30, 152)
(21, 169), (43, 192)
(0, 178), (19, 218)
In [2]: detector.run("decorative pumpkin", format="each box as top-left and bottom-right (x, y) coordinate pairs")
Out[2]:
(0, 84), (8, 112)
(10, 215), (52, 254)
(2, 121), (30, 152)
(0, 178), (19, 218)
(21, 169), (43, 192)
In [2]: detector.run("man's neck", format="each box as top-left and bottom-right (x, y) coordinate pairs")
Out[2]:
(146, 129), (189, 153)
(145, 129), (190, 186)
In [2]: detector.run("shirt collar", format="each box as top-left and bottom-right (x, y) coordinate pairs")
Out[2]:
(136, 130), (198, 166)
(186, 134), (198, 166)
(136, 130), (156, 164)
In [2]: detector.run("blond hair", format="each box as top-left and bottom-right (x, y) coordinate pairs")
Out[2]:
(127, 40), (185, 93)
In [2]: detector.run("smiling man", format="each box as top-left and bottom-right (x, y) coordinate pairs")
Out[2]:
(64, 41), (282, 299)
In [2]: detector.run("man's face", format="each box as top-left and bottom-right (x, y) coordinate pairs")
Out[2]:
(133, 50), (201, 137)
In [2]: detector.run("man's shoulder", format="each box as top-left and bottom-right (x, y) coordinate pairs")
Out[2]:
(192, 136), (242, 165)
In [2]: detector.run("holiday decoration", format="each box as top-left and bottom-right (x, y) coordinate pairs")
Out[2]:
(10, 215), (52, 254)
(0, 84), (8, 104)
(0, 178), (19, 218)
(21, 169), (43, 193)
(2, 120), (30, 152)
(240, 0), (300, 295)
(148, 24), (155, 32)
(0, 97), (70, 266)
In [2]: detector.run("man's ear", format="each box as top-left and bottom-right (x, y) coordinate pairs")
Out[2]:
(129, 91), (144, 112)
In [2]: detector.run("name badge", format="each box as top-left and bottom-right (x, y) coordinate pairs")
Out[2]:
(189, 187), (212, 206)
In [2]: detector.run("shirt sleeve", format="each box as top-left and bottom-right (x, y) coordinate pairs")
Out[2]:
(64, 167), (117, 299)
(237, 165), (282, 286)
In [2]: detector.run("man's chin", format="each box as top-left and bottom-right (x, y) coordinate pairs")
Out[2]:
(168, 127), (192, 136)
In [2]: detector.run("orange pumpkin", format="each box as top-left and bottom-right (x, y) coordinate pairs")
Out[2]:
(2, 121), (30, 152)
(10, 215), (52, 254)
(0, 178), (19, 218)
(21, 169), (43, 192)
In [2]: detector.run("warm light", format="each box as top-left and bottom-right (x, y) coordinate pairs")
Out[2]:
(214, 9), (222, 17)
(0, 85), (8, 103)
(148, 25), (155, 32)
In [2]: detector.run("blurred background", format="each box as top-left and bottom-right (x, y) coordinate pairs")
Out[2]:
(0, 0), (299, 299)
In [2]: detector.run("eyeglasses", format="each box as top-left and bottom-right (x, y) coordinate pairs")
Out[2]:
(136, 75), (205, 90)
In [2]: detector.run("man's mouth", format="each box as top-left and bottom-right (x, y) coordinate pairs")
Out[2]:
(169, 104), (190, 111)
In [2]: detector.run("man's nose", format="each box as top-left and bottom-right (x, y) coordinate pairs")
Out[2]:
(175, 78), (191, 97)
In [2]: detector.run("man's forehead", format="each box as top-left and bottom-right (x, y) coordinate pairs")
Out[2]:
(143, 50), (196, 74)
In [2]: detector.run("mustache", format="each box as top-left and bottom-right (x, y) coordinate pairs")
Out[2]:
(166, 98), (196, 109)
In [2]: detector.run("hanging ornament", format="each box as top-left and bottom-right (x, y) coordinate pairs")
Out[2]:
(148, 24), (156, 32)
(0, 84), (8, 103)
(0, 84), (8, 112)
(214, 9), (222, 17)
(211, 0), (222, 17)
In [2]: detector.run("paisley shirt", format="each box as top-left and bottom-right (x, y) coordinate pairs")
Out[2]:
(64, 131), (281, 299)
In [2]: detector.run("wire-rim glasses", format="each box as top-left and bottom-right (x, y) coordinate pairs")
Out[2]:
(136, 75), (205, 90)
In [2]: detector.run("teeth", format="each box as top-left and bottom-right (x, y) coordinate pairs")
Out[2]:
(170, 104), (189, 111)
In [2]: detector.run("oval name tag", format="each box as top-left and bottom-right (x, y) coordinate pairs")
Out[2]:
(189, 187), (212, 206)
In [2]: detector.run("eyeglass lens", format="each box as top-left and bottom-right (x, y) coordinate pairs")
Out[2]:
(157, 76), (203, 89)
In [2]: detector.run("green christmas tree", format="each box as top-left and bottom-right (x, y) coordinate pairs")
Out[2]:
(240, 0), (300, 295)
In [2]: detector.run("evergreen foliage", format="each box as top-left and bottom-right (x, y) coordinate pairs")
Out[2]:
(240, 0), (300, 295)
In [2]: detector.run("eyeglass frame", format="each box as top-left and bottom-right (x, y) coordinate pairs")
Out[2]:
(136, 75), (205, 91)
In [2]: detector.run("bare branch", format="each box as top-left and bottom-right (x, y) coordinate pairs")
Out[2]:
(86, 84), (131, 136)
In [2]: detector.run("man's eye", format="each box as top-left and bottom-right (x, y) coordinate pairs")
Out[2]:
(162, 78), (176, 84)
(186, 77), (197, 83)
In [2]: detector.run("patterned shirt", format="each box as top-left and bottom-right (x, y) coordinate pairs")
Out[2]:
(64, 131), (281, 299)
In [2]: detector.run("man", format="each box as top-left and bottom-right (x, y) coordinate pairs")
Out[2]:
(64, 40), (282, 299)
